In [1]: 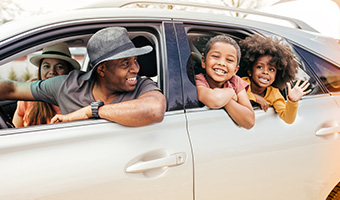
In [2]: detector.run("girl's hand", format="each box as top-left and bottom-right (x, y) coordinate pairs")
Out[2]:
(287, 78), (312, 102)
(254, 93), (269, 112)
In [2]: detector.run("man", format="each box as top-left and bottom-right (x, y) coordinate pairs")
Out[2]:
(1, 27), (166, 127)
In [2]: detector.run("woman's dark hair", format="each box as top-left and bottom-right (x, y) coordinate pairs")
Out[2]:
(239, 34), (299, 89)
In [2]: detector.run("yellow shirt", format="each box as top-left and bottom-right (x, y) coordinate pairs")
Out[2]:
(242, 77), (298, 124)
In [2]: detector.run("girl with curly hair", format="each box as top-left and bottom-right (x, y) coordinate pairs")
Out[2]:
(239, 34), (311, 124)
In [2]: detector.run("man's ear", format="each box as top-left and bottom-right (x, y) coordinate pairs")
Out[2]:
(96, 64), (105, 77)
(201, 56), (206, 69)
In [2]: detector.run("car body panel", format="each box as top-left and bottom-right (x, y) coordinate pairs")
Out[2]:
(186, 94), (340, 199)
(0, 8), (339, 66)
(0, 2), (340, 199)
(0, 112), (193, 200)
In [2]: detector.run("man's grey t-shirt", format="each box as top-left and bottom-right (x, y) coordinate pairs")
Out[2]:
(30, 70), (161, 115)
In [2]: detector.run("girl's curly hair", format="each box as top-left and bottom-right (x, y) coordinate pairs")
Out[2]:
(238, 34), (299, 89)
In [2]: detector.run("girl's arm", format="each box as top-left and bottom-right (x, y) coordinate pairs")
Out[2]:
(273, 78), (311, 124)
(287, 78), (311, 102)
(273, 98), (298, 124)
(224, 89), (255, 129)
(197, 86), (236, 109)
(253, 93), (270, 112)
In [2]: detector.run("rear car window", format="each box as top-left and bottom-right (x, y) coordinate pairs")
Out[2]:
(294, 45), (340, 93)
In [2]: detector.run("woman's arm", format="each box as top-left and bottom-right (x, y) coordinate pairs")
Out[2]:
(12, 109), (24, 127)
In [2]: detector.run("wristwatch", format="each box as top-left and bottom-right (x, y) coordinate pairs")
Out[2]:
(91, 100), (104, 119)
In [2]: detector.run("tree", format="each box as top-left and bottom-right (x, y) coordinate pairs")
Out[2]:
(8, 67), (17, 81)
(216, 0), (297, 17)
(21, 67), (33, 81)
(0, 0), (23, 25)
(126, 0), (298, 18)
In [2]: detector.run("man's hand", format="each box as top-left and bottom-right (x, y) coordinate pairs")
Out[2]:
(287, 78), (312, 102)
(51, 106), (92, 123)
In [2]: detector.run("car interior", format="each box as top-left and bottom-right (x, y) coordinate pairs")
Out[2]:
(0, 27), (329, 129)
(186, 29), (321, 109)
(0, 30), (159, 129)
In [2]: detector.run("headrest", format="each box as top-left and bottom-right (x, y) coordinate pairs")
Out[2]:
(132, 36), (157, 77)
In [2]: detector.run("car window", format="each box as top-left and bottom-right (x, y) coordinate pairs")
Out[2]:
(186, 30), (322, 107)
(186, 29), (251, 82)
(0, 47), (86, 82)
(293, 45), (340, 93)
(288, 56), (322, 96)
(0, 28), (161, 129)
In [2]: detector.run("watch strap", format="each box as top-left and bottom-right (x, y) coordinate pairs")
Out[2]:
(91, 100), (104, 119)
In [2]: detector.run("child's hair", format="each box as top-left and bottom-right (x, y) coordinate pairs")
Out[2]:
(203, 34), (241, 66)
(239, 34), (299, 89)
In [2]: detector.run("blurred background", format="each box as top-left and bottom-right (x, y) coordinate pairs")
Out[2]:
(0, 0), (339, 81)
(1, 0), (339, 39)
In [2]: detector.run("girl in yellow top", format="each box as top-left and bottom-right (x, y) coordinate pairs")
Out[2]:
(238, 34), (311, 124)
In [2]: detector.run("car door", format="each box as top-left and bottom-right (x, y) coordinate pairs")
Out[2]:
(0, 118), (193, 200)
(176, 24), (340, 199)
(186, 95), (340, 200)
(0, 21), (194, 200)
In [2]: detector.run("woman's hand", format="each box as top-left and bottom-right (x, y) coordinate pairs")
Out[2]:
(287, 78), (312, 102)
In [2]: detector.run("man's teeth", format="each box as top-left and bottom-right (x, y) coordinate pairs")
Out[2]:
(214, 69), (226, 75)
(127, 77), (136, 81)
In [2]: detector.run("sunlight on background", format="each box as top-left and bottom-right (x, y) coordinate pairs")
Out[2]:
(258, 0), (340, 38)
(11, 0), (340, 39)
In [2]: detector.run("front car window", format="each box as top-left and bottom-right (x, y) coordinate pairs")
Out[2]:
(0, 47), (86, 82)
(0, 28), (160, 129)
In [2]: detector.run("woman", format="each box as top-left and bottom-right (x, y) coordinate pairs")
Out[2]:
(12, 42), (80, 127)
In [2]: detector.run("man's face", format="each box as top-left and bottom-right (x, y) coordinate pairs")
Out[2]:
(102, 56), (140, 93)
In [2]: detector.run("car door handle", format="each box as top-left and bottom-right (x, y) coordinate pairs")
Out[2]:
(125, 152), (186, 173)
(316, 125), (340, 136)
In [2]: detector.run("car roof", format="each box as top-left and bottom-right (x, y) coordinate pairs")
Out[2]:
(1, 0), (339, 65)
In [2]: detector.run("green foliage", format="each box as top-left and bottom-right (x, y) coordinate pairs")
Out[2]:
(8, 67), (17, 81)
(21, 67), (33, 81)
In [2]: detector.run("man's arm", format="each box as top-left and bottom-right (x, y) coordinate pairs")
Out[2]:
(0, 80), (34, 101)
(51, 90), (166, 127)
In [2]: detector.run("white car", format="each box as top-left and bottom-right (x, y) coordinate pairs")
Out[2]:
(0, 1), (340, 199)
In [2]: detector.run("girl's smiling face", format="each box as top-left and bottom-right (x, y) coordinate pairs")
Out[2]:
(201, 41), (239, 88)
(249, 55), (277, 94)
